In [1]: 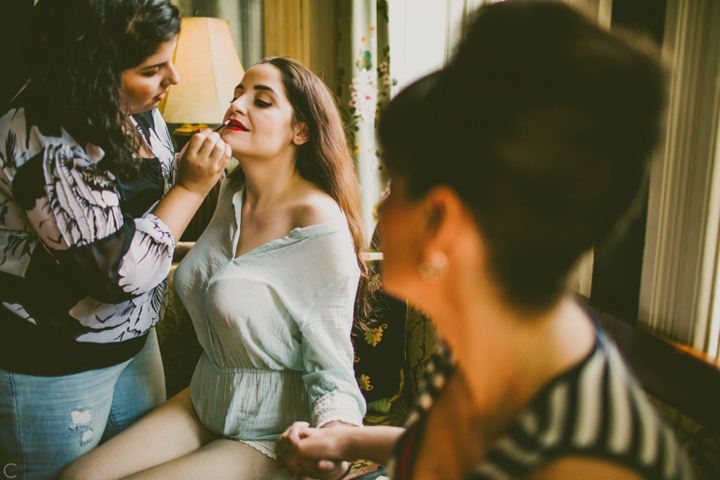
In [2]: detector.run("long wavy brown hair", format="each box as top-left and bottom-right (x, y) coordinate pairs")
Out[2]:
(233, 57), (371, 325)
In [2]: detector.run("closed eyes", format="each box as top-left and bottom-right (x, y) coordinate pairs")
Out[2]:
(228, 96), (272, 108)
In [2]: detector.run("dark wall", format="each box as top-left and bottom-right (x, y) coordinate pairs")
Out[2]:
(0, 0), (34, 108)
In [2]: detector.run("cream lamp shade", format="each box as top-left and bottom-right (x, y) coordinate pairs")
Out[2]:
(160, 17), (245, 125)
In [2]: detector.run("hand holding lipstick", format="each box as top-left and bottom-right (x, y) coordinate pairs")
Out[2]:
(149, 128), (230, 246)
(176, 128), (232, 197)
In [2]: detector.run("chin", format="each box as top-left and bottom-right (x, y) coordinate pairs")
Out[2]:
(128, 104), (157, 115)
(224, 141), (253, 158)
(227, 144), (244, 158)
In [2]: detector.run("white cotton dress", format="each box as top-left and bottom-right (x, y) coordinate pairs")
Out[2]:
(173, 176), (366, 458)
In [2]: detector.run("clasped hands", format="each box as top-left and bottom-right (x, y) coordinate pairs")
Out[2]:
(275, 421), (353, 480)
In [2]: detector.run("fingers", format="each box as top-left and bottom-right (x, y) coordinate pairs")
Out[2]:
(288, 421), (310, 445)
(275, 423), (353, 480)
(299, 459), (346, 480)
(317, 459), (339, 471)
(183, 128), (212, 157)
(196, 130), (223, 160)
(207, 137), (231, 169)
(183, 129), (228, 165)
(276, 421), (312, 477)
(278, 421), (309, 448)
(176, 129), (230, 196)
(224, 142), (232, 161)
(275, 438), (292, 465)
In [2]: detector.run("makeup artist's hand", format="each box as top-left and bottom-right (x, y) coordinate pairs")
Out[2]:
(176, 128), (231, 197)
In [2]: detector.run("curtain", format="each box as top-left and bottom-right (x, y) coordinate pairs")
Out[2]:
(263, 0), (337, 93)
(337, 0), (393, 243)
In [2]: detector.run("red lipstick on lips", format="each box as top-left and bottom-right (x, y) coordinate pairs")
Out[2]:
(225, 119), (248, 132)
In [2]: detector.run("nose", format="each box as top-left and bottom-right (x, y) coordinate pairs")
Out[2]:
(165, 61), (180, 87)
(228, 95), (248, 115)
(223, 95), (244, 123)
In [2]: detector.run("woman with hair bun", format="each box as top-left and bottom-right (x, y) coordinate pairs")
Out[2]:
(276, 2), (694, 479)
(0, 1), (230, 478)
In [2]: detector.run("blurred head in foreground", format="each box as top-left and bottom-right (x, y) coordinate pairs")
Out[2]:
(377, 0), (665, 315)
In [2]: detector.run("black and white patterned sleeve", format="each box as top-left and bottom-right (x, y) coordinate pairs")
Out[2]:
(14, 143), (174, 302)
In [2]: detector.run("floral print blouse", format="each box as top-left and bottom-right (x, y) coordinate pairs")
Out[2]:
(0, 106), (176, 375)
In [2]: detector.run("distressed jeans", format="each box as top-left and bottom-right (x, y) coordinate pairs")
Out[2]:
(0, 328), (165, 480)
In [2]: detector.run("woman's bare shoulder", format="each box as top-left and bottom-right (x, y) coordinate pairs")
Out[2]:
(292, 187), (343, 229)
(526, 456), (642, 480)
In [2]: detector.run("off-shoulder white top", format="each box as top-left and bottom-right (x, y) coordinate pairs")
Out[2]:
(174, 177), (366, 458)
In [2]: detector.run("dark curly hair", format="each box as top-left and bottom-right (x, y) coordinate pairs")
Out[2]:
(19, 0), (180, 177)
(379, 1), (666, 312)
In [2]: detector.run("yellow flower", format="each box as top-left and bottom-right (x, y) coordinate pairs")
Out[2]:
(358, 374), (374, 391)
(364, 323), (388, 346)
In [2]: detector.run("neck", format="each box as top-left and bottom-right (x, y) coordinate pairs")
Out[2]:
(426, 268), (594, 432)
(239, 151), (302, 208)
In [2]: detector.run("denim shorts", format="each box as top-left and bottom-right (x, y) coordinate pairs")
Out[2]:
(0, 328), (165, 480)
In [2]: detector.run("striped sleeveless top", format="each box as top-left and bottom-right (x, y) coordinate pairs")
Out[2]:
(388, 323), (694, 479)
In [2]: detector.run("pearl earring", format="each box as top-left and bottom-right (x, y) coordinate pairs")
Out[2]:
(418, 251), (449, 282)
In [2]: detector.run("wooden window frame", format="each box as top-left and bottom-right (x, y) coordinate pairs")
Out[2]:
(639, 0), (720, 353)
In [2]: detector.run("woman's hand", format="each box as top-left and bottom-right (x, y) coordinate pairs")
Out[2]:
(152, 130), (230, 244)
(176, 129), (231, 197)
(276, 422), (353, 479)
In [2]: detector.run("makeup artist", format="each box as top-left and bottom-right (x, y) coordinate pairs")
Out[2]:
(0, 1), (230, 478)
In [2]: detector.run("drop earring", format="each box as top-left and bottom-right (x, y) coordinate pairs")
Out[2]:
(418, 251), (449, 282)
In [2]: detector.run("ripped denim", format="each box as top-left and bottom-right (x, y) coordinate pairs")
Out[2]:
(0, 329), (165, 480)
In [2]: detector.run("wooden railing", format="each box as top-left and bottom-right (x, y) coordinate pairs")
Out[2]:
(588, 303), (720, 432)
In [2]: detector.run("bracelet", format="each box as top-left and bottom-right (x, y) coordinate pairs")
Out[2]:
(338, 461), (353, 480)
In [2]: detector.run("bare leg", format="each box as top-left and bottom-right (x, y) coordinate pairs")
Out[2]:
(61, 388), (215, 480)
(121, 439), (292, 480)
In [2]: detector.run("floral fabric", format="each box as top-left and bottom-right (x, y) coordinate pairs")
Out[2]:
(352, 258), (407, 414)
(337, 0), (394, 238)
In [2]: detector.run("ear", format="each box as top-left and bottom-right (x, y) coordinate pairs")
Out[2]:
(419, 186), (482, 270)
(421, 186), (462, 245)
(292, 122), (310, 146)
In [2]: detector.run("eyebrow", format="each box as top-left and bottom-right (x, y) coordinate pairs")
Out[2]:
(140, 61), (167, 70)
(236, 84), (277, 94)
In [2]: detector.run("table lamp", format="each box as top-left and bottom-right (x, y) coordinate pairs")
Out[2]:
(160, 16), (245, 150)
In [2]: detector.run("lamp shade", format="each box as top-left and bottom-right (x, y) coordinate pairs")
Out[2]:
(160, 17), (245, 124)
